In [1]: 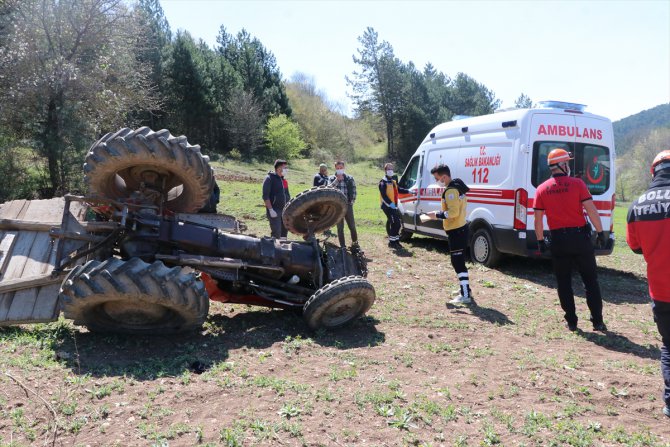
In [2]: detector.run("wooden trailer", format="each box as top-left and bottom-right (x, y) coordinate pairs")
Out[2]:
(0, 198), (88, 326)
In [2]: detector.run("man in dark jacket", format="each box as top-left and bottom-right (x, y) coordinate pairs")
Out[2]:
(329, 161), (358, 248)
(313, 163), (329, 187)
(379, 162), (414, 249)
(626, 150), (670, 418)
(262, 159), (290, 238)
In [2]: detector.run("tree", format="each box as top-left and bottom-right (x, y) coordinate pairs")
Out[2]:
(216, 27), (291, 118)
(0, 0), (157, 196)
(515, 93), (533, 109)
(164, 32), (217, 147)
(626, 128), (670, 195)
(347, 27), (405, 158)
(396, 62), (432, 162)
(264, 114), (306, 161)
(225, 90), (265, 159)
(136, 0), (172, 129)
(422, 63), (453, 124)
(449, 73), (501, 116)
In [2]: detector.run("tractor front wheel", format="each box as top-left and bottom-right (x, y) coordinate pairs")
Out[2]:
(303, 276), (375, 330)
(283, 186), (348, 237)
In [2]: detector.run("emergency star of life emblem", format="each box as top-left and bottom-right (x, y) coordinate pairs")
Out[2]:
(586, 156), (604, 184)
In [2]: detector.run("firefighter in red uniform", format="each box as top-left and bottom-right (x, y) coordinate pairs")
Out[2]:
(534, 148), (608, 332)
(626, 150), (670, 417)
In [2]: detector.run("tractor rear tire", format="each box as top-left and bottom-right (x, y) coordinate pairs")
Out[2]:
(303, 276), (375, 330)
(84, 127), (214, 213)
(283, 186), (348, 237)
(60, 258), (209, 334)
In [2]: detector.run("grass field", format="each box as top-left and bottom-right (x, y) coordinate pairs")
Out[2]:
(0, 160), (667, 447)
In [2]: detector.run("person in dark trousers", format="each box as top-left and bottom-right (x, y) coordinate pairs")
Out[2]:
(379, 162), (414, 249)
(329, 161), (358, 248)
(626, 150), (670, 418)
(198, 182), (220, 213)
(425, 164), (472, 304)
(534, 148), (608, 332)
(313, 163), (329, 187)
(262, 159), (290, 238)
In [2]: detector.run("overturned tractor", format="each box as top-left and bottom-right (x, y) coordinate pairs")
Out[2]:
(0, 128), (374, 334)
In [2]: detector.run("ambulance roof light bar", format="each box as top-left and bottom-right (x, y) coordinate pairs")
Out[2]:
(535, 100), (586, 113)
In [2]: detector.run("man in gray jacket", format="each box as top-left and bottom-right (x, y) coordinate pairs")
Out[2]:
(262, 159), (290, 238)
(329, 160), (358, 248)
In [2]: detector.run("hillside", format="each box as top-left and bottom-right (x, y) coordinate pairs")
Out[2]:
(613, 103), (670, 156)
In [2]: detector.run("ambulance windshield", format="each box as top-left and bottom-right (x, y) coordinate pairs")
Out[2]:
(532, 142), (610, 195)
(399, 156), (420, 189)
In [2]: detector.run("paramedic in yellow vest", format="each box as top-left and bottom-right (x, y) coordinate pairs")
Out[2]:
(425, 164), (473, 304)
(379, 162), (414, 249)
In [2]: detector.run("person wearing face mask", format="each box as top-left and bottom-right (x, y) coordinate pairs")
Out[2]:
(313, 163), (329, 187)
(533, 148), (607, 332)
(328, 160), (358, 248)
(379, 162), (414, 249)
(262, 159), (291, 238)
(424, 164), (472, 304)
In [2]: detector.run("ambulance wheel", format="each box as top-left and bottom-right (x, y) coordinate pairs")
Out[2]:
(399, 228), (413, 242)
(470, 228), (502, 267)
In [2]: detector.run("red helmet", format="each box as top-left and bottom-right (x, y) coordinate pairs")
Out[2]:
(547, 148), (573, 166)
(651, 150), (670, 176)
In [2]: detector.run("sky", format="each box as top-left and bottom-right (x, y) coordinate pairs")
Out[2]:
(160, 0), (670, 122)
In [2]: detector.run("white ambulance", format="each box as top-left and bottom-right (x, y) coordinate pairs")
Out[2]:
(396, 101), (616, 266)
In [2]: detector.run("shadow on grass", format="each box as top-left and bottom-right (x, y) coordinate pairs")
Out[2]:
(447, 301), (514, 326)
(45, 310), (384, 381)
(497, 256), (650, 305)
(577, 329), (660, 360)
(390, 245), (414, 257)
(406, 236), (648, 306)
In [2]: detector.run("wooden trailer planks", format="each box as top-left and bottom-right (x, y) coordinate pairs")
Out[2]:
(0, 198), (87, 325)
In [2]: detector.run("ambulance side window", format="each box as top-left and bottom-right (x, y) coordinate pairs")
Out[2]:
(531, 141), (572, 188)
(399, 156), (420, 189)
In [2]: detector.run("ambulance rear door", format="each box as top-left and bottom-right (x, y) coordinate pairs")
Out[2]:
(528, 112), (578, 232)
(573, 114), (616, 240)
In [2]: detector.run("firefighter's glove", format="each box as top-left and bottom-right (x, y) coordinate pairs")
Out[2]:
(595, 231), (607, 249)
(538, 239), (549, 254)
(389, 203), (397, 210)
(269, 209), (278, 218)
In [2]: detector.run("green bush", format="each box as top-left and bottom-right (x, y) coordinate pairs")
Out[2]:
(263, 114), (306, 161)
(311, 147), (335, 166)
(227, 148), (242, 161)
(0, 140), (46, 201)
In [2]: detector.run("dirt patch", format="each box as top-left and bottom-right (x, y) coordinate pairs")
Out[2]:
(0, 236), (668, 446)
(215, 171), (259, 183)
